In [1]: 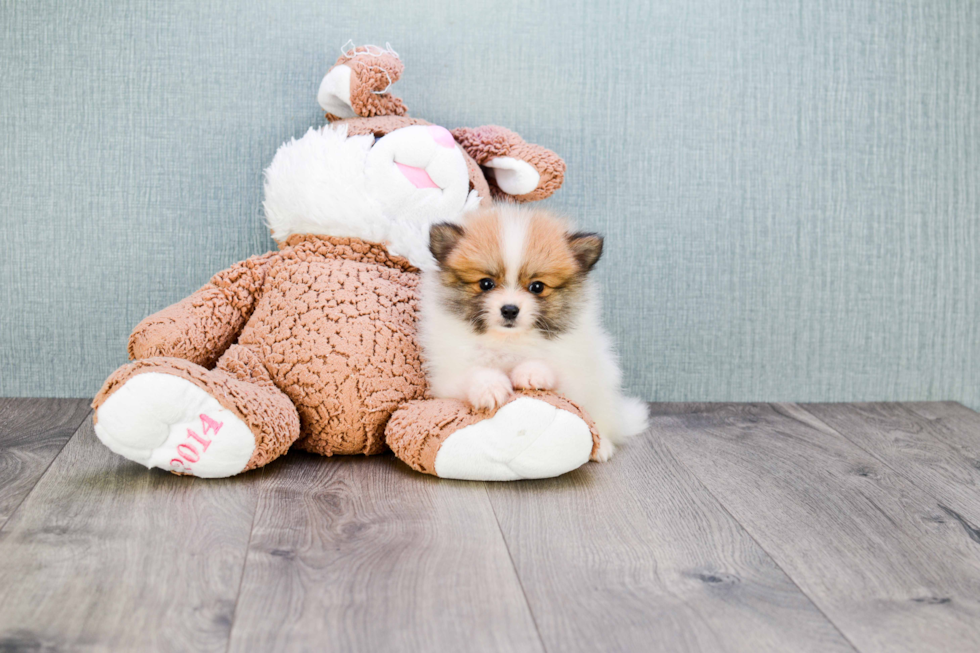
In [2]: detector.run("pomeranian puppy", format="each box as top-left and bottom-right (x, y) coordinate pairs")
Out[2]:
(421, 203), (649, 461)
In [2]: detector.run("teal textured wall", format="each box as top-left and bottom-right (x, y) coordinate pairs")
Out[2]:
(2, 0), (978, 405)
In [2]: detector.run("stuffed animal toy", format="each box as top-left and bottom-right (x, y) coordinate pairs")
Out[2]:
(92, 44), (600, 480)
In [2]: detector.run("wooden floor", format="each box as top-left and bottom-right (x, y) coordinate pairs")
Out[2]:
(2, 400), (980, 652)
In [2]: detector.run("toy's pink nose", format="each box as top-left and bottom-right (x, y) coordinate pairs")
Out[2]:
(428, 125), (455, 148)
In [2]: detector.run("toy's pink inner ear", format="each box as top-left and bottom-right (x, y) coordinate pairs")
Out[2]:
(396, 162), (440, 189)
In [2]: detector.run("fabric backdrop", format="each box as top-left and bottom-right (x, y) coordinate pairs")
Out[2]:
(2, 0), (978, 407)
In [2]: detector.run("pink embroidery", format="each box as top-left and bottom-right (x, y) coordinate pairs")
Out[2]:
(187, 428), (211, 452)
(169, 413), (225, 473)
(200, 413), (223, 436)
(177, 443), (200, 463)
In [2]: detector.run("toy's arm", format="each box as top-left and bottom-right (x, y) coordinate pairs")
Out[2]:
(317, 44), (408, 120)
(451, 126), (566, 202)
(128, 252), (278, 367)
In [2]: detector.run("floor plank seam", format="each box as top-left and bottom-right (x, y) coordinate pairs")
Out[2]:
(0, 407), (92, 534)
(651, 419), (863, 653)
(223, 467), (265, 653)
(483, 483), (549, 653)
(793, 403), (974, 531)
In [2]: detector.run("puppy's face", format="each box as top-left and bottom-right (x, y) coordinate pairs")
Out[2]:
(429, 205), (603, 338)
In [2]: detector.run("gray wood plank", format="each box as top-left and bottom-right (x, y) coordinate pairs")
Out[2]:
(654, 403), (980, 653)
(486, 430), (857, 653)
(897, 402), (980, 469)
(0, 419), (260, 653)
(0, 397), (90, 528)
(798, 403), (980, 525)
(227, 453), (543, 653)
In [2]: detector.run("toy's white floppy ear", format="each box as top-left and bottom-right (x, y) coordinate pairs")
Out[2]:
(317, 65), (356, 119)
(483, 157), (541, 196)
(452, 125), (565, 202)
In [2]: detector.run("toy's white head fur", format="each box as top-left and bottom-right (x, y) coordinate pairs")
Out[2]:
(263, 123), (481, 269)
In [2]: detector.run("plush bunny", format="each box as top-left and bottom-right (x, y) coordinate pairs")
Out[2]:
(92, 45), (598, 480)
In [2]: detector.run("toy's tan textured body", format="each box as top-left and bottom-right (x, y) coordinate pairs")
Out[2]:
(91, 43), (603, 480)
(237, 236), (424, 456)
(95, 236), (426, 462)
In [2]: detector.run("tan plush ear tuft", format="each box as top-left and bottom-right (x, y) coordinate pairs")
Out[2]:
(320, 44), (408, 119)
(568, 232), (603, 272)
(429, 223), (465, 265)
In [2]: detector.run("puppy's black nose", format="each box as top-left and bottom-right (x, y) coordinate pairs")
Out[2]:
(500, 305), (520, 320)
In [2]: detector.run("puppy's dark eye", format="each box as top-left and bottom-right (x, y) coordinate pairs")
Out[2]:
(528, 281), (545, 295)
(479, 278), (496, 291)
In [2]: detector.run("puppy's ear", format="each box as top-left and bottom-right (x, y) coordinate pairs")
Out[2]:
(568, 232), (604, 272)
(429, 223), (465, 265)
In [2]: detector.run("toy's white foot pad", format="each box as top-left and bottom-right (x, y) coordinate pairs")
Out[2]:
(94, 373), (256, 478)
(434, 397), (593, 481)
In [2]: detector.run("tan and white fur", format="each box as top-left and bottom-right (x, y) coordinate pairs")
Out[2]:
(421, 203), (648, 461)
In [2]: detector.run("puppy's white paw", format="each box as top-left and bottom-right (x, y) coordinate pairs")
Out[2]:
(467, 368), (514, 411)
(510, 360), (557, 391)
(592, 436), (617, 462)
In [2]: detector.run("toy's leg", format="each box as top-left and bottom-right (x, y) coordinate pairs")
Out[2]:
(92, 345), (300, 478)
(385, 391), (600, 481)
